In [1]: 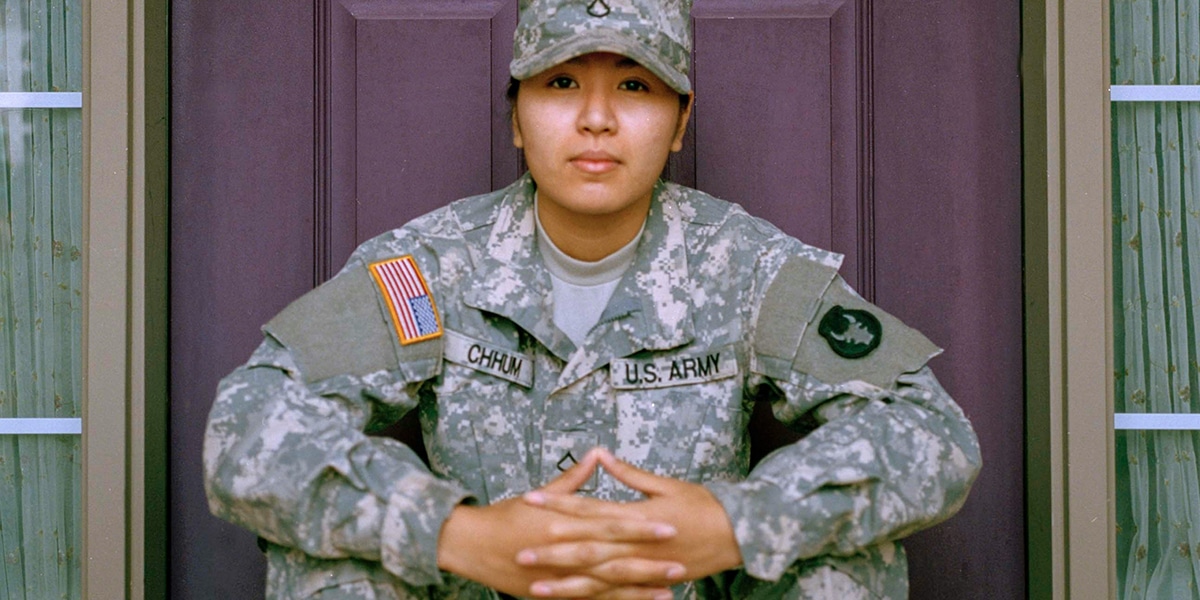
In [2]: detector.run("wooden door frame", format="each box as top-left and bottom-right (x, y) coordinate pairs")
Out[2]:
(1023, 0), (1115, 597)
(86, 0), (1122, 597)
(82, 0), (169, 597)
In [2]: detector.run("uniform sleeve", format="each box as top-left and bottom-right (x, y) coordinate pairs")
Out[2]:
(202, 256), (473, 587)
(704, 258), (982, 582)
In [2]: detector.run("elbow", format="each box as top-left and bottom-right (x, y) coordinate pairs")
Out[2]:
(202, 371), (275, 522)
(202, 417), (253, 520)
(932, 418), (983, 521)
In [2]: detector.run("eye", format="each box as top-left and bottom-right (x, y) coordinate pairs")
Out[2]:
(548, 76), (577, 89)
(619, 79), (650, 92)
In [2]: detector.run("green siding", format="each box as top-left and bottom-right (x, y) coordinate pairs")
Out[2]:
(1, 0), (84, 598)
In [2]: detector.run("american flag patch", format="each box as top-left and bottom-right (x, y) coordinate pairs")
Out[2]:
(369, 256), (443, 345)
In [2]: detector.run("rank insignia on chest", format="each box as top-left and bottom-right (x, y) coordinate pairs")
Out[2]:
(817, 305), (882, 359)
(369, 255), (443, 345)
(587, 0), (611, 17)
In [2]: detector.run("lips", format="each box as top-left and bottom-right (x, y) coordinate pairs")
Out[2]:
(570, 150), (620, 174)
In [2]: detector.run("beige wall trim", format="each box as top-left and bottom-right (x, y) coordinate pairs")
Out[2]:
(83, 0), (150, 597)
(1061, 0), (1116, 595)
(1025, 0), (1116, 597)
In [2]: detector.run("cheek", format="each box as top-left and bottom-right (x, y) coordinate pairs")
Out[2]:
(632, 108), (684, 148)
(516, 114), (566, 158)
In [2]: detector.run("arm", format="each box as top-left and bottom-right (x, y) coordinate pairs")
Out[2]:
(706, 365), (980, 581)
(705, 259), (981, 581)
(203, 251), (474, 585)
(204, 335), (472, 586)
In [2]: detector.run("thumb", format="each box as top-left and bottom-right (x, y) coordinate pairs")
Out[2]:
(594, 448), (673, 497)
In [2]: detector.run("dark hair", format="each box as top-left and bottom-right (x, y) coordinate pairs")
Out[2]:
(506, 77), (692, 113)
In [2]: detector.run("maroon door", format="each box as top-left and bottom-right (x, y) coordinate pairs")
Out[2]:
(171, 1), (1023, 597)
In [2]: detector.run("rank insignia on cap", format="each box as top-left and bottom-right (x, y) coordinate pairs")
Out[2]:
(818, 305), (882, 359)
(587, 0), (611, 17)
(369, 256), (443, 345)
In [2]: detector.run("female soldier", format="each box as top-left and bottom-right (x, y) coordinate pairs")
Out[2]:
(204, 1), (981, 598)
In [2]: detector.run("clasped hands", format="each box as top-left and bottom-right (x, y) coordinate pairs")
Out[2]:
(436, 448), (742, 599)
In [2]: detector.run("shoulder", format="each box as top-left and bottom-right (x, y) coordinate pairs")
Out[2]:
(662, 180), (843, 277)
(657, 185), (939, 389)
(263, 180), (524, 385)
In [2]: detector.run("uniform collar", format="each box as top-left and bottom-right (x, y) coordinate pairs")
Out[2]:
(461, 174), (573, 359)
(461, 174), (696, 380)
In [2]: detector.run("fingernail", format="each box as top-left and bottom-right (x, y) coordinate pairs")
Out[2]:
(655, 524), (677, 538)
(530, 582), (552, 596)
(516, 550), (537, 565)
(666, 565), (686, 579)
(524, 491), (545, 505)
(655, 592), (674, 600)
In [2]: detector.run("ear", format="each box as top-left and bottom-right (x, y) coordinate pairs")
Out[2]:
(511, 104), (525, 149)
(670, 92), (694, 152)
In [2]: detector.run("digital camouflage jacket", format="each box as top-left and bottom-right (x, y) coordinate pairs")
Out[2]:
(204, 173), (981, 599)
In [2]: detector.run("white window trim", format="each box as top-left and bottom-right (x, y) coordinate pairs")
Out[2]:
(1110, 85), (1200, 101)
(0, 418), (84, 435)
(0, 92), (83, 108)
(1114, 413), (1200, 430)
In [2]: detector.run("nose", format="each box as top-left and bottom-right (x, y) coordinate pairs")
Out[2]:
(577, 87), (617, 135)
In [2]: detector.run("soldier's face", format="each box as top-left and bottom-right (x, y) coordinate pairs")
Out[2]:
(512, 52), (691, 224)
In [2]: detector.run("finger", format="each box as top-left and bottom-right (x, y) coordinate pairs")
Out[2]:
(525, 490), (640, 519)
(529, 576), (674, 600)
(589, 557), (687, 586)
(595, 449), (675, 496)
(517, 540), (635, 568)
(521, 545), (686, 582)
(517, 538), (683, 570)
(594, 587), (677, 600)
(551, 513), (675, 543)
(528, 575), (607, 598)
(539, 449), (603, 495)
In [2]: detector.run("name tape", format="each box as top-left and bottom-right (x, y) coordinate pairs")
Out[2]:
(444, 330), (534, 388)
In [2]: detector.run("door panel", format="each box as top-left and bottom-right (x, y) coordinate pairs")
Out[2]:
(697, 15), (835, 248)
(326, 0), (520, 272)
(171, 1), (1023, 597)
(171, 1), (316, 597)
(871, 3), (1024, 596)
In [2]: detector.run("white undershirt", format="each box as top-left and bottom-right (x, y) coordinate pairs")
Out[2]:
(534, 196), (644, 346)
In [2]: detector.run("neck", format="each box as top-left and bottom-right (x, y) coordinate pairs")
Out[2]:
(536, 192), (652, 262)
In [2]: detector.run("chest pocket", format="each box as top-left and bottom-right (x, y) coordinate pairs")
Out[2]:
(609, 344), (750, 483)
(425, 330), (536, 503)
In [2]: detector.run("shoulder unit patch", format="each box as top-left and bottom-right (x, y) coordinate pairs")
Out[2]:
(817, 305), (882, 359)
(369, 255), (443, 345)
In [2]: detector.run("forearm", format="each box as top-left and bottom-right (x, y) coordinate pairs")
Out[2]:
(708, 368), (980, 581)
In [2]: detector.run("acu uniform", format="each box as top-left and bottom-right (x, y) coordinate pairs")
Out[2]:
(203, 175), (981, 599)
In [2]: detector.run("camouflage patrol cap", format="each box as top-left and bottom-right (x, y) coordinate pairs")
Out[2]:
(511, 0), (693, 94)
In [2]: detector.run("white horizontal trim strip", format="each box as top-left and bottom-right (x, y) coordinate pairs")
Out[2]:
(0, 418), (82, 435)
(0, 92), (83, 108)
(1114, 413), (1200, 430)
(1110, 85), (1200, 102)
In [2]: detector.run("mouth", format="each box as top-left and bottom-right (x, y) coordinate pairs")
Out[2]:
(570, 150), (620, 174)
